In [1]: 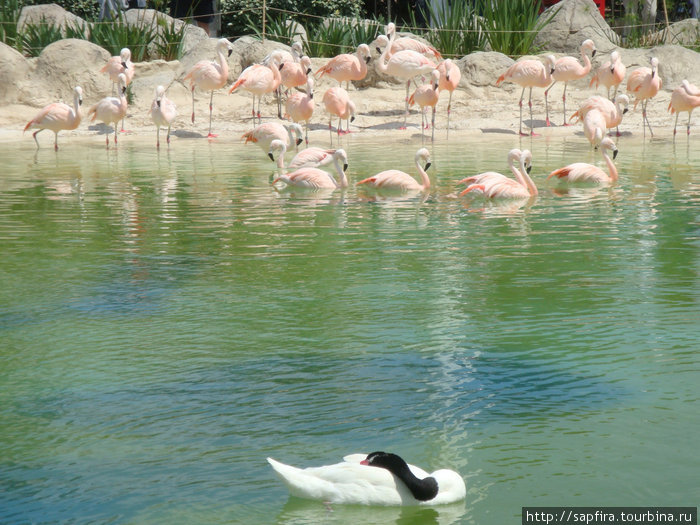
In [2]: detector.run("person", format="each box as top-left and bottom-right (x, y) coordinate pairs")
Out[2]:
(170, 0), (215, 36)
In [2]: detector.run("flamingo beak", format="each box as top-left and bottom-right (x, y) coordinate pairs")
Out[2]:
(424, 162), (432, 171)
(227, 49), (233, 57)
(652, 71), (655, 78)
(623, 108), (629, 114)
(296, 138), (303, 146)
(279, 62), (285, 70)
(350, 116), (355, 122)
(526, 165), (532, 174)
(306, 67), (312, 75)
(78, 97), (83, 106)
(376, 47), (382, 54)
(157, 99), (161, 108)
(591, 50), (597, 57)
(121, 61), (128, 69)
(613, 149), (619, 159)
(268, 152), (275, 162)
(343, 163), (349, 172)
(550, 67), (555, 75)
(365, 56), (371, 64)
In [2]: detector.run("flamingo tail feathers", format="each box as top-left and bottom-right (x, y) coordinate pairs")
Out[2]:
(547, 168), (570, 180)
(356, 176), (377, 186)
(459, 184), (485, 196)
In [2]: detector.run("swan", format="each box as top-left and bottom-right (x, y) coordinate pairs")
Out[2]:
(267, 451), (466, 506)
(356, 148), (431, 192)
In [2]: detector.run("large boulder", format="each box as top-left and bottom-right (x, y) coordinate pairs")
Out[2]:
(0, 42), (33, 105)
(123, 9), (208, 59)
(619, 45), (700, 93)
(650, 18), (700, 47)
(535, 0), (619, 54)
(231, 36), (289, 70)
(32, 39), (111, 105)
(18, 3), (88, 35)
(457, 51), (514, 88)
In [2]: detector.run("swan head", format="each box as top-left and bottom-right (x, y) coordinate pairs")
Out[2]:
(361, 452), (439, 502)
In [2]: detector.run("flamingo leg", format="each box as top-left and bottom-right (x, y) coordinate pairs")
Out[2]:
(167, 124), (171, 145)
(642, 100), (653, 137)
(53, 131), (59, 151)
(561, 83), (569, 126)
(305, 122), (309, 145)
(157, 126), (160, 149)
(32, 129), (42, 149)
(673, 113), (679, 138)
(191, 86), (196, 124)
(337, 116), (342, 136)
(402, 80), (410, 129)
(446, 90), (453, 138)
(431, 105), (435, 142)
(207, 91), (217, 138)
(528, 87), (539, 136)
(276, 87), (282, 119)
(120, 116), (126, 133)
(544, 80), (556, 126)
(687, 111), (692, 136)
(518, 87), (526, 136)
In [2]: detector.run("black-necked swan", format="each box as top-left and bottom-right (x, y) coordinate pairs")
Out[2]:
(267, 451), (466, 506)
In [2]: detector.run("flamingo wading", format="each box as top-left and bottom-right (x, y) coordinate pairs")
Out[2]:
(24, 86), (83, 150)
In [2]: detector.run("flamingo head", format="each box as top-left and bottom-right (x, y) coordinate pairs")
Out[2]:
(334, 149), (349, 172)
(268, 139), (286, 162)
(217, 38), (233, 57)
(544, 54), (556, 75)
(301, 56), (312, 75)
(600, 137), (618, 159)
(75, 86), (83, 105)
(616, 94), (630, 114)
(650, 56), (659, 76)
(117, 73), (127, 95)
(357, 43), (371, 63)
(582, 39), (596, 57)
(291, 41), (303, 58)
(385, 22), (396, 36)
(155, 85), (165, 107)
(119, 48), (131, 63)
(375, 35), (389, 55)
(521, 149), (533, 174)
(416, 147), (431, 171)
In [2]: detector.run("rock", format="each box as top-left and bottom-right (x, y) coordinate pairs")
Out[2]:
(535, 0), (619, 54)
(618, 45), (700, 94)
(18, 4), (88, 36)
(231, 35), (290, 70)
(457, 51), (514, 88)
(649, 18), (700, 47)
(123, 9), (208, 59)
(32, 39), (111, 105)
(0, 42), (32, 105)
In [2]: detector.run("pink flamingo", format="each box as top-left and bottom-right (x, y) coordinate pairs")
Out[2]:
(184, 38), (233, 138)
(272, 149), (349, 190)
(229, 53), (282, 125)
(582, 108), (607, 147)
(88, 73), (128, 148)
(263, 42), (303, 118)
(315, 44), (371, 90)
(437, 58), (460, 136)
(241, 122), (303, 154)
(150, 85), (177, 148)
(458, 149), (537, 199)
(545, 39), (596, 126)
(266, 140), (337, 171)
(280, 55), (313, 92)
(570, 94), (629, 135)
(100, 47), (134, 132)
(375, 31), (437, 129)
(24, 86), (82, 150)
(590, 50), (626, 100)
(356, 148), (431, 192)
(626, 56), (662, 137)
(548, 137), (618, 185)
(496, 54), (556, 136)
(322, 86), (355, 136)
(668, 79), (700, 137)
(384, 22), (441, 60)
(409, 69), (440, 141)
(284, 75), (314, 144)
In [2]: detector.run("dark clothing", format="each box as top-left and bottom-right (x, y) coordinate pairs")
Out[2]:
(170, 0), (215, 24)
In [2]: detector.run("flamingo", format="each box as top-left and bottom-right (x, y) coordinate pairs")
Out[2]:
(668, 79), (700, 137)
(284, 75), (314, 144)
(100, 47), (134, 132)
(183, 38), (233, 138)
(458, 149), (537, 199)
(322, 86), (355, 136)
(375, 31), (437, 129)
(437, 58), (460, 136)
(356, 147), (431, 192)
(409, 69), (440, 141)
(150, 85), (177, 148)
(548, 137), (618, 185)
(267, 452), (466, 506)
(626, 56), (662, 137)
(545, 39), (596, 126)
(24, 86), (82, 150)
(384, 22), (442, 60)
(570, 94), (629, 136)
(229, 53), (283, 125)
(88, 73), (128, 147)
(582, 108), (608, 148)
(272, 149), (349, 190)
(590, 50), (626, 100)
(242, 122), (304, 155)
(496, 55), (556, 136)
(268, 140), (338, 171)
(315, 44), (371, 90)
(264, 42), (304, 117)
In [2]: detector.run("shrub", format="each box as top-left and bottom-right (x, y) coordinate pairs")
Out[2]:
(408, 0), (485, 58)
(0, 0), (23, 51)
(21, 16), (64, 56)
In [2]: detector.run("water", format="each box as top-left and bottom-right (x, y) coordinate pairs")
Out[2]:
(1, 133), (699, 525)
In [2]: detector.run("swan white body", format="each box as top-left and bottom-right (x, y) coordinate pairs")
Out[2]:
(267, 453), (466, 506)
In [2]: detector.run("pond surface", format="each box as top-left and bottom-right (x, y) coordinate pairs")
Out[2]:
(1, 131), (699, 524)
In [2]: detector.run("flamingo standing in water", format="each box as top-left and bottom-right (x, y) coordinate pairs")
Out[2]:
(458, 149), (537, 199)
(590, 50), (626, 100)
(88, 73), (128, 147)
(437, 58), (460, 136)
(272, 149), (349, 190)
(375, 31), (437, 129)
(24, 86), (82, 150)
(582, 109), (608, 148)
(570, 94), (629, 136)
(548, 137), (619, 185)
(230, 53), (283, 125)
(409, 69), (440, 141)
(184, 38), (233, 138)
(627, 56), (662, 137)
(241, 121), (304, 156)
(668, 79), (700, 137)
(150, 85), (177, 148)
(101, 47), (134, 132)
(384, 22), (441, 60)
(356, 148), (431, 192)
(322, 86), (355, 136)
(315, 44), (371, 90)
(545, 39), (596, 126)
(285, 75), (314, 144)
(496, 55), (556, 136)
(266, 140), (337, 171)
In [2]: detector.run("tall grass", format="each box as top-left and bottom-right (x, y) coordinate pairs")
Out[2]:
(154, 15), (187, 61)
(409, 0), (485, 57)
(89, 12), (157, 61)
(478, 0), (559, 56)
(305, 18), (352, 57)
(21, 17), (63, 57)
(0, 0), (23, 52)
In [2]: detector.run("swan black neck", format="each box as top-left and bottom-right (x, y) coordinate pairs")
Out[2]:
(364, 452), (438, 501)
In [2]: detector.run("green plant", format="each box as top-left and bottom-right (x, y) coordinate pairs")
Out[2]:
(478, 0), (559, 56)
(88, 12), (156, 60)
(304, 17), (352, 57)
(0, 0), (23, 52)
(409, 0), (485, 58)
(154, 14), (187, 61)
(21, 16), (64, 57)
(244, 12), (301, 45)
(348, 18), (381, 49)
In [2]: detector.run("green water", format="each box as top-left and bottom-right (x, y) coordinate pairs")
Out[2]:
(1, 133), (699, 524)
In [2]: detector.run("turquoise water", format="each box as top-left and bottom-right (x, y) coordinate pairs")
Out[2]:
(1, 133), (699, 524)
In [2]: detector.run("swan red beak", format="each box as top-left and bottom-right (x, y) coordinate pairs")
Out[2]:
(360, 460), (369, 465)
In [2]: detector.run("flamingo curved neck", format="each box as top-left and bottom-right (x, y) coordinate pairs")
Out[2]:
(333, 157), (348, 188)
(217, 48), (229, 77)
(603, 151), (618, 182)
(415, 158), (430, 190)
(376, 30), (395, 74)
